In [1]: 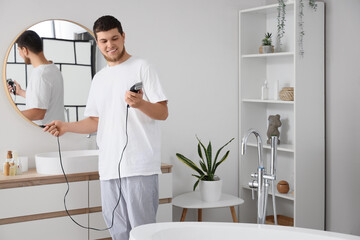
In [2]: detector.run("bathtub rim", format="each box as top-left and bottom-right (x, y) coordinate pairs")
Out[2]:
(129, 222), (360, 240)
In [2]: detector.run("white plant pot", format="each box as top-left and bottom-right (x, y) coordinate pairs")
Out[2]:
(262, 45), (273, 53)
(199, 179), (223, 202)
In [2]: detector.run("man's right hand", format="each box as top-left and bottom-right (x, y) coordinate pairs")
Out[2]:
(43, 117), (99, 137)
(8, 80), (25, 97)
(7, 81), (15, 95)
(43, 120), (66, 137)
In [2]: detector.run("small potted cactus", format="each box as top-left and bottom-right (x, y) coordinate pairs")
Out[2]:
(259, 32), (274, 54)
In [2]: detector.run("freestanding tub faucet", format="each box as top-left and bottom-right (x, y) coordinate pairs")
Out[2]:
(241, 129), (278, 224)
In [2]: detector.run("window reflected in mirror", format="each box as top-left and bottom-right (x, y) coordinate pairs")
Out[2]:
(5, 20), (96, 124)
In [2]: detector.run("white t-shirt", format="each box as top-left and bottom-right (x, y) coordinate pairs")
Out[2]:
(84, 57), (168, 180)
(26, 63), (65, 125)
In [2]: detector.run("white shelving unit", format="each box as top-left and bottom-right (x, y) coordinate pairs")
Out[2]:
(241, 185), (295, 201)
(242, 99), (294, 104)
(238, 1), (324, 230)
(242, 52), (294, 58)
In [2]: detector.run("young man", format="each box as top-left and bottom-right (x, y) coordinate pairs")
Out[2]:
(7, 30), (65, 125)
(44, 15), (168, 239)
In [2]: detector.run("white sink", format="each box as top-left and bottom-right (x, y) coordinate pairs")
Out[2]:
(35, 150), (99, 175)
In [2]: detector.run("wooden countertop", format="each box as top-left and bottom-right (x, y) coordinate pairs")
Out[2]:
(0, 163), (172, 189)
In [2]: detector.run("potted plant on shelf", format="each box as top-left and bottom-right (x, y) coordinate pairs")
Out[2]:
(259, 32), (274, 54)
(176, 136), (234, 202)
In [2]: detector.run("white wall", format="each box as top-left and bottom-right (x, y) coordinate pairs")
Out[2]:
(0, 0), (359, 235)
(324, 0), (360, 236)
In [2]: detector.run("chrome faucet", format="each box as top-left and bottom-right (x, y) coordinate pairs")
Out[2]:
(241, 129), (264, 168)
(241, 129), (278, 224)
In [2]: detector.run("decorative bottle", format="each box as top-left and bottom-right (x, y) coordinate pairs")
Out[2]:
(16, 160), (22, 175)
(3, 151), (11, 176)
(13, 151), (22, 175)
(9, 160), (16, 176)
(261, 80), (269, 100)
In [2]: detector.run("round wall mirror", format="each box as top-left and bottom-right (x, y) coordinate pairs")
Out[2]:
(2, 19), (98, 127)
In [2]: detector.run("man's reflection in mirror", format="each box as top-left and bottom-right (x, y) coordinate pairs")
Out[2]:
(7, 30), (65, 125)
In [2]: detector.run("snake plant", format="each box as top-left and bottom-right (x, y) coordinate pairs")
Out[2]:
(176, 136), (234, 191)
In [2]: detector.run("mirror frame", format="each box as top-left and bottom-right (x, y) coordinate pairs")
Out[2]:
(2, 19), (95, 127)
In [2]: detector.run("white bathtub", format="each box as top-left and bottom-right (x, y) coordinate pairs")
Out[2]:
(130, 222), (360, 240)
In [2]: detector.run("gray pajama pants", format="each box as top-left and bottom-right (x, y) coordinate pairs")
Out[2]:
(100, 175), (159, 240)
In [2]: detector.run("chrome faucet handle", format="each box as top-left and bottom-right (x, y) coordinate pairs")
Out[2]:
(249, 180), (258, 188)
(251, 173), (258, 178)
(249, 180), (258, 200)
(264, 174), (275, 180)
(249, 180), (257, 199)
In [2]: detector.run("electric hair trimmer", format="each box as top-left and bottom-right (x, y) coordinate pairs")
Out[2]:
(130, 82), (142, 93)
(128, 82), (143, 108)
(6, 78), (16, 95)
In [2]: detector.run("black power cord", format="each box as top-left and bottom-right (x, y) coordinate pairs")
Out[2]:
(56, 107), (129, 231)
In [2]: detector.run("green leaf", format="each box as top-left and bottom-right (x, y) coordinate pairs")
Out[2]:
(176, 153), (204, 176)
(202, 175), (211, 181)
(199, 160), (208, 172)
(196, 136), (207, 152)
(192, 174), (203, 179)
(212, 138), (234, 172)
(193, 175), (206, 191)
(207, 174), (214, 181)
(206, 141), (212, 174)
(196, 136), (211, 174)
(197, 143), (203, 160)
(193, 179), (200, 191)
(214, 150), (230, 172)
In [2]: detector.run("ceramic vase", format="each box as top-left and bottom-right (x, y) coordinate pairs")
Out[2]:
(199, 179), (223, 202)
(259, 45), (275, 54)
(277, 180), (290, 194)
(262, 45), (274, 53)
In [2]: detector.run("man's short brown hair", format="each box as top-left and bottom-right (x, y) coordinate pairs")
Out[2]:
(93, 15), (124, 40)
(16, 30), (43, 54)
